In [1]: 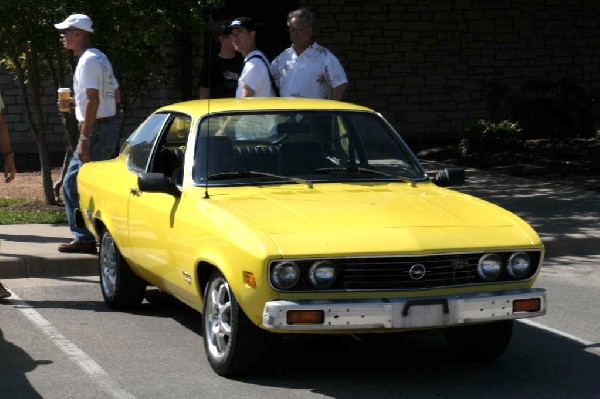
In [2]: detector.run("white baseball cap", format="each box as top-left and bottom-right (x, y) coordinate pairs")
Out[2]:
(54, 14), (94, 33)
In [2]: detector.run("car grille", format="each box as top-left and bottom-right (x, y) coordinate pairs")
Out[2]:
(338, 254), (484, 290)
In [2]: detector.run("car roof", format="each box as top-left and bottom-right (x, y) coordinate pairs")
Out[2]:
(157, 98), (374, 117)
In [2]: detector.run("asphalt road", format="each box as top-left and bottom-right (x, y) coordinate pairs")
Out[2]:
(1, 256), (599, 399)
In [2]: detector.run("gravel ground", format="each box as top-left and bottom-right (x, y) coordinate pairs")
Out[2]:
(1, 168), (64, 205)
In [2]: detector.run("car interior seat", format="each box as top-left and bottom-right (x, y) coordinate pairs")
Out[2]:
(193, 136), (235, 179)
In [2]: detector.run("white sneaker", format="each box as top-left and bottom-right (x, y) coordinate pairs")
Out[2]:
(0, 282), (11, 299)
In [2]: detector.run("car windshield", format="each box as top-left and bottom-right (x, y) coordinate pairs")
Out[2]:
(192, 110), (427, 186)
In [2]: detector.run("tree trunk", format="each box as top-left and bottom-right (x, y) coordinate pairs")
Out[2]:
(54, 113), (78, 201)
(26, 42), (56, 205)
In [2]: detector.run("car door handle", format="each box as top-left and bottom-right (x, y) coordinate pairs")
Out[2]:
(130, 188), (141, 196)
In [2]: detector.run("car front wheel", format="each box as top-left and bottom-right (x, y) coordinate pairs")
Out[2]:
(99, 229), (146, 310)
(203, 271), (262, 376)
(445, 320), (513, 360)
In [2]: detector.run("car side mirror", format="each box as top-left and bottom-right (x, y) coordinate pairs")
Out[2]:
(138, 172), (181, 197)
(172, 167), (184, 187)
(431, 167), (465, 187)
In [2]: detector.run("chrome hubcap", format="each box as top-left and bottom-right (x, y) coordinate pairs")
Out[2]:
(100, 234), (117, 297)
(205, 278), (232, 359)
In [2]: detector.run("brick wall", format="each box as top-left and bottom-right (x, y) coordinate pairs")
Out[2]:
(0, 73), (67, 154)
(2, 0), (599, 158)
(304, 0), (600, 143)
(0, 33), (204, 159)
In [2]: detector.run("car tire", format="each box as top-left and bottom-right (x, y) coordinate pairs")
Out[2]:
(445, 320), (513, 361)
(99, 229), (146, 310)
(203, 271), (262, 377)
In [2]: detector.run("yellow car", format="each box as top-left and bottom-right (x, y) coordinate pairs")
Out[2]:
(76, 98), (546, 376)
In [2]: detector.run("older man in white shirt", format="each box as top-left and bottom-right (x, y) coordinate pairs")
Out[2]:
(271, 8), (348, 100)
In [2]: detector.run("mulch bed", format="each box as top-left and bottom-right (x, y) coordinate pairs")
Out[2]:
(416, 138), (599, 193)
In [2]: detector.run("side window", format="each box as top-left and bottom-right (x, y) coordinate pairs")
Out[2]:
(125, 113), (169, 172)
(152, 114), (192, 177)
(164, 116), (191, 146)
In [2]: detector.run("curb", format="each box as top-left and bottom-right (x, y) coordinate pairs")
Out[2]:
(0, 254), (97, 279)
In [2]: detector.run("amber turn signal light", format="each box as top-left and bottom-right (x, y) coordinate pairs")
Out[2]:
(243, 272), (256, 288)
(513, 298), (541, 313)
(286, 310), (324, 325)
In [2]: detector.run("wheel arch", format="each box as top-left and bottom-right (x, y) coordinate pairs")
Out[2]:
(195, 258), (266, 328)
(196, 261), (219, 300)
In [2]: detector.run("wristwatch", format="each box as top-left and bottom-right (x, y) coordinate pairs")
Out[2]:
(80, 135), (90, 141)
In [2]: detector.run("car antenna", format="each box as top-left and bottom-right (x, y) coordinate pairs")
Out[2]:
(203, 7), (214, 199)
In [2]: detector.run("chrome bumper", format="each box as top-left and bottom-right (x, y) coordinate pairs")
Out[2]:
(262, 288), (546, 331)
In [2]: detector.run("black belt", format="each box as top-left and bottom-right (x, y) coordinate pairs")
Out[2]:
(95, 116), (116, 124)
(78, 116), (116, 129)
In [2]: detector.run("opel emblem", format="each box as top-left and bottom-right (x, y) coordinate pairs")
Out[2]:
(408, 264), (426, 280)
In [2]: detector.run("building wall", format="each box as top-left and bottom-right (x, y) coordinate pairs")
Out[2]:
(2, 0), (599, 158)
(304, 0), (600, 142)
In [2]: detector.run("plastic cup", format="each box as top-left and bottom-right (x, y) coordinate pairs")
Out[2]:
(58, 87), (71, 112)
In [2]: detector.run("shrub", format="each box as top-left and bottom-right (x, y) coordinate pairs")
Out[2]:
(482, 78), (596, 140)
(459, 119), (523, 157)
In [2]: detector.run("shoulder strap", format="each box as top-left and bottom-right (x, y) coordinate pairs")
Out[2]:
(246, 54), (280, 97)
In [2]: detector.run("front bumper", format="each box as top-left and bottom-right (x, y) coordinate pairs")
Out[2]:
(262, 288), (546, 331)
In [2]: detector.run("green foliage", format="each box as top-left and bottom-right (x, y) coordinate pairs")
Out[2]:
(78, 0), (209, 105)
(459, 119), (524, 157)
(0, 0), (213, 204)
(0, 0), (211, 110)
(0, 198), (67, 225)
(482, 78), (596, 140)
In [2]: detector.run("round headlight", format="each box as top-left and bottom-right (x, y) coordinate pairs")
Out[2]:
(308, 260), (337, 289)
(507, 252), (531, 278)
(271, 261), (301, 289)
(477, 253), (503, 281)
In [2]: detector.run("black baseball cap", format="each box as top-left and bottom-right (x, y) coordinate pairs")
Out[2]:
(224, 17), (256, 34)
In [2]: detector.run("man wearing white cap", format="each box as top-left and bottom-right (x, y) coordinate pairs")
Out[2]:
(54, 13), (121, 254)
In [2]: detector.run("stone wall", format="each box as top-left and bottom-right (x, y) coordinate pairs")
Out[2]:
(2, 0), (599, 160)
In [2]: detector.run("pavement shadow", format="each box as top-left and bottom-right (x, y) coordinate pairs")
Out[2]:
(422, 162), (600, 257)
(0, 328), (51, 398)
(239, 322), (600, 398)
(0, 233), (69, 245)
(459, 168), (599, 235)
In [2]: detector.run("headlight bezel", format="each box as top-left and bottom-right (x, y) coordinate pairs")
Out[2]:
(269, 259), (340, 291)
(507, 251), (532, 278)
(270, 260), (301, 290)
(308, 260), (337, 289)
(477, 253), (504, 281)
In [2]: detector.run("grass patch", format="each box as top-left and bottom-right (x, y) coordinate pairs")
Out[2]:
(0, 197), (68, 225)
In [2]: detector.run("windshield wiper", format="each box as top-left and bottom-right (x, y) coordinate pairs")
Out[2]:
(315, 166), (416, 183)
(207, 170), (313, 188)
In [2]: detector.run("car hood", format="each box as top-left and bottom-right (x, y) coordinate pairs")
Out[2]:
(210, 183), (541, 255)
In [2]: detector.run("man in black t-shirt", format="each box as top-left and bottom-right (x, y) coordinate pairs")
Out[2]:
(198, 20), (244, 99)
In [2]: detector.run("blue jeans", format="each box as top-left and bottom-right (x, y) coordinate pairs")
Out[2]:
(63, 123), (119, 243)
